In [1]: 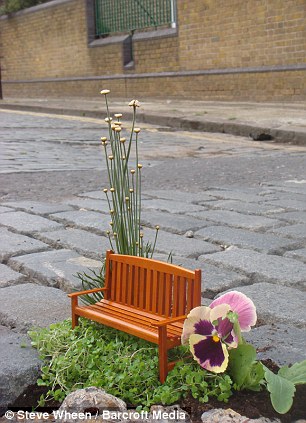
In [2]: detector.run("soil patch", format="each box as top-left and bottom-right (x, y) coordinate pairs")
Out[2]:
(5, 360), (306, 422)
(181, 384), (306, 422)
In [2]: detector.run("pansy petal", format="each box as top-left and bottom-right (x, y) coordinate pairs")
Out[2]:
(205, 341), (229, 373)
(194, 319), (214, 336)
(181, 306), (212, 344)
(210, 291), (257, 332)
(189, 334), (229, 374)
(215, 316), (237, 349)
(210, 303), (231, 323)
(223, 329), (238, 349)
(187, 306), (212, 321)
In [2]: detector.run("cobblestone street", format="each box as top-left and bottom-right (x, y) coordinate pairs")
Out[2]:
(0, 108), (306, 412)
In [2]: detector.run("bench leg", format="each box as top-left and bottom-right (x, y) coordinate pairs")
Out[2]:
(72, 312), (79, 329)
(71, 297), (79, 329)
(158, 326), (168, 383)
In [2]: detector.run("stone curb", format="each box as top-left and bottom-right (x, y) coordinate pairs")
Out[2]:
(1, 103), (305, 146)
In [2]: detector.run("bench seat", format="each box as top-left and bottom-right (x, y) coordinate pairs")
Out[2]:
(75, 299), (184, 347)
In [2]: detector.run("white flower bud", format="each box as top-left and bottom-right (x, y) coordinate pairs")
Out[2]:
(128, 99), (140, 108)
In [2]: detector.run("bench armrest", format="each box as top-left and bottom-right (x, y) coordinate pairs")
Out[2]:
(151, 314), (187, 327)
(68, 287), (108, 298)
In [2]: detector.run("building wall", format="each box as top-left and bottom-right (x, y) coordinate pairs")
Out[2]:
(178, 0), (306, 70)
(1, 0), (305, 101)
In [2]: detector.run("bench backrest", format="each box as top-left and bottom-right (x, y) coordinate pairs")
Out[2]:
(104, 250), (201, 318)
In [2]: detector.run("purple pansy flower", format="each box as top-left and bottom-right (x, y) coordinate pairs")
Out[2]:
(182, 304), (238, 373)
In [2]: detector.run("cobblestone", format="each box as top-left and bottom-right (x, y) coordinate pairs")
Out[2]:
(189, 209), (281, 230)
(273, 211), (306, 224)
(203, 189), (263, 203)
(0, 263), (25, 288)
(268, 223), (306, 239)
(202, 248), (306, 290)
(0, 227), (49, 261)
(265, 198), (306, 211)
(0, 206), (13, 213)
(2, 200), (73, 215)
(219, 282), (306, 327)
(144, 227), (221, 258)
(0, 283), (71, 332)
(167, 255), (250, 298)
(207, 199), (285, 216)
(142, 198), (205, 214)
(141, 210), (207, 234)
(244, 324), (306, 365)
(50, 210), (107, 234)
(0, 326), (41, 412)
(37, 228), (110, 260)
(195, 225), (300, 254)
(263, 180), (306, 195)
(63, 197), (110, 213)
(8, 249), (101, 292)
(78, 191), (108, 200)
(0, 211), (63, 234)
(284, 248), (306, 264)
(144, 189), (217, 203)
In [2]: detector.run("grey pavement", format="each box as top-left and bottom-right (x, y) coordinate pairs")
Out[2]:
(0, 104), (306, 412)
(1, 97), (306, 145)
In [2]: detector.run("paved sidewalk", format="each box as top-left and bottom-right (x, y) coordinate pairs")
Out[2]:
(1, 97), (306, 145)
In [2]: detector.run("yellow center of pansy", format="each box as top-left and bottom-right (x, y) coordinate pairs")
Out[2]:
(212, 335), (220, 343)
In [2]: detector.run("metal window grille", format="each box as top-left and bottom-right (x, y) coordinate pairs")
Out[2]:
(95, 0), (176, 37)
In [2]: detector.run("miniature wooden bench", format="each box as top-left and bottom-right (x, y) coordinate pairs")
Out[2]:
(68, 250), (201, 383)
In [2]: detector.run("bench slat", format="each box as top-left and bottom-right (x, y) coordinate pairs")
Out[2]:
(164, 273), (172, 317)
(157, 271), (165, 316)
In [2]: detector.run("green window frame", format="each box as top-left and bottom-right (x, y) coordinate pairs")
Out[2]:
(95, 0), (176, 37)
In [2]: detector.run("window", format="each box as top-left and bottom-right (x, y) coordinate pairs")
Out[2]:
(95, 0), (176, 38)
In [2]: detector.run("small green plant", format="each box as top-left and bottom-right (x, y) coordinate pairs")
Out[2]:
(263, 362), (306, 414)
(29, 320), (233, 409)
(77, 91), (162, 303)
(100, 92), (159, 257)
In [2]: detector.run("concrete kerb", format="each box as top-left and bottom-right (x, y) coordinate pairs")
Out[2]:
(1, 102), (306, 146)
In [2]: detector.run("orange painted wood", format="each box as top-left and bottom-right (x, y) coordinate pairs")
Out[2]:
(69, 250), (201, 382)
(68, 287), (108, 298)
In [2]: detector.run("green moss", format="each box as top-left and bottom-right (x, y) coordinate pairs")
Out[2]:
(29, 319), (233, 409)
